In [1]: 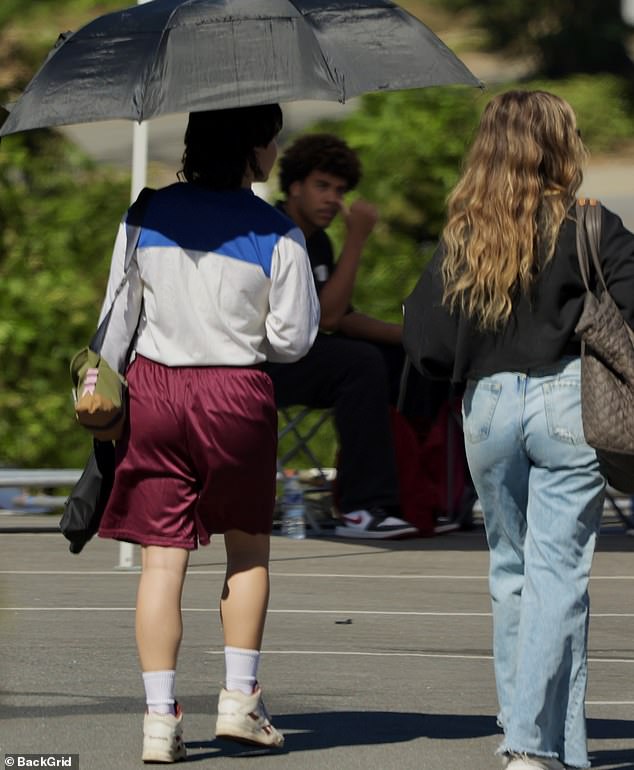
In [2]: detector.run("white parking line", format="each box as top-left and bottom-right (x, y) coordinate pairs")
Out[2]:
(202, 650), (634, 665)
(205, 649), (497, 661)
(1, 607), (632, 618)
(0, 569), (633, 580)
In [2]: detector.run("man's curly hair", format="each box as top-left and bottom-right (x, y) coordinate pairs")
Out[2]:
(278, 133), (362, 196)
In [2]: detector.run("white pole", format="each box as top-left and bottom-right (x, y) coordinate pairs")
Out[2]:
(118, 121), (145, 572)
(117, 0), (152, 571)
(116, 539), (136, 570)
(130, 119), (149, 202)
(130, 0), (152, 204)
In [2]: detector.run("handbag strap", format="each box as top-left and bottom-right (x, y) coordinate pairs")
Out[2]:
(575, 198), (605, 295)
(90, 187), (155, 354)
(396, 356), (411, 413)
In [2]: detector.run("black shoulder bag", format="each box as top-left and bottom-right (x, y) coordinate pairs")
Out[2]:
(60, 188), (154, 553)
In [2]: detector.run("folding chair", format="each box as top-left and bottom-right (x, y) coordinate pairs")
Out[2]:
(603, 488), (634, 532)
(277, 406), (335, 534)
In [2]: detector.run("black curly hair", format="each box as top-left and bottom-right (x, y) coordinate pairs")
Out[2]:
(278, 133), (361, 196)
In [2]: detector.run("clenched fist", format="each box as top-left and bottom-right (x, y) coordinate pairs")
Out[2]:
(340, 199), (379, 240)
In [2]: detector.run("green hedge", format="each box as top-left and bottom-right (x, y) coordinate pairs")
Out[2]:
(0, 131), (129, 468)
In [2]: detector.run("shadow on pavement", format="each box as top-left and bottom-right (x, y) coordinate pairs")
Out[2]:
(2, 692), (631, 766)
(184, 710), (500, 760)
(588, 750), (634, 770)
(184, 714), (634, 766)
(587, 719), (634, 769)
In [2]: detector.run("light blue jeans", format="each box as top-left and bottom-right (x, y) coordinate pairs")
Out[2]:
(462, 357), (605, 769)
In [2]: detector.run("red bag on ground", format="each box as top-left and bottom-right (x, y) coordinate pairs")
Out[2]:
(389, 407), (436, 536)
(412, 399), (467, 525)
(332, 402), (468, 536)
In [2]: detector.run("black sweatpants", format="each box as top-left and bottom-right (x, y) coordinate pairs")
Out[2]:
(265, 333), (400, 513)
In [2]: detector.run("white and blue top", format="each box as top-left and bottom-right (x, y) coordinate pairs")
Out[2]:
(99, 183), (320, 371)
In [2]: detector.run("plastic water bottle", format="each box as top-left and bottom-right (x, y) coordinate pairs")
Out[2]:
(281, 471), (306, 540)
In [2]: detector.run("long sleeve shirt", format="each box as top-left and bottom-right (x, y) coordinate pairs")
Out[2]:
(98, 183), (320, 372)
(403, 205), (634, 383)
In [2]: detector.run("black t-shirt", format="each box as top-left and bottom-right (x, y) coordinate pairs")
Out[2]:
(305, 229), (335, 295)
(276, 201), (335, 295)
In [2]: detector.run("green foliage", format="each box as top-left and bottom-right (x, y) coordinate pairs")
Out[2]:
(515, 75), (634, 153)
(427, 0), (633, 78)
(0, 0), (124, 29)
(0, 130), (129, 468)
(0, 2), (132, 97)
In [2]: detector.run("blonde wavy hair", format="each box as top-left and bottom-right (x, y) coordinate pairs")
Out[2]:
(441, 90), (588, 331)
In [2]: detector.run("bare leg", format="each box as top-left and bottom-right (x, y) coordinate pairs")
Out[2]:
(136, 545), (189, 671)
(215, 531), (283, 747)
(221, 531), (270, 649)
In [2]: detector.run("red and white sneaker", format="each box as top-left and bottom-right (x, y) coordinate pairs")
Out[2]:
(215, 685), (284, 748)
(335, 508), (418, 539)
(142, 703), (187, 763)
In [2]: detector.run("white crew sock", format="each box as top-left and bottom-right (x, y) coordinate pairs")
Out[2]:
(142, 670), (176, 715)
(224, 646), (260, 695)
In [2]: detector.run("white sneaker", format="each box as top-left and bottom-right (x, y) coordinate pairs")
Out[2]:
(142, 705), (187, 763)
(334, 508), (419, 539)
(215, 685), (284, 748)
(505, 753), (567, 770)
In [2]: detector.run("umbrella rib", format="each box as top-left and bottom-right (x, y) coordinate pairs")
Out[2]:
(286, 0), (346, 102)
(136, 0), (199, 121)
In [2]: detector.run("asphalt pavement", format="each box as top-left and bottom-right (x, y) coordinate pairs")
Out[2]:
(1, 516), (633, 770)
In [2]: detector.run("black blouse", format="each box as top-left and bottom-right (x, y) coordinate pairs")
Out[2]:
(403, 205), (634, 383)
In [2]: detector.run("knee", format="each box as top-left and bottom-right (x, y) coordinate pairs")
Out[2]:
(141, 545), (189, 575)
(225, 531), (270, 571)
(344, 342), (388, 381)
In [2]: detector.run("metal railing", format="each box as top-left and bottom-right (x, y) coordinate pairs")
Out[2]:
(0, 468), (135, 568)
(0, 468), (81, 508)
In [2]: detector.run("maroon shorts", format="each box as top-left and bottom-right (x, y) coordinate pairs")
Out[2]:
(99, 355), (278, 549)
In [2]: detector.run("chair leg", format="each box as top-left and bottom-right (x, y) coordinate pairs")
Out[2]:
(277, 408), (335, 536)
(604, 491), (634, 532)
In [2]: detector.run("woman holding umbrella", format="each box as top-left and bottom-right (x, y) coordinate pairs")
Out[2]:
(404, 90), (634, 769)
(96, 104), (319, 762)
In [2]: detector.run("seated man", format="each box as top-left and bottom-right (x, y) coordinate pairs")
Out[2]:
(265, 133), (418, 539)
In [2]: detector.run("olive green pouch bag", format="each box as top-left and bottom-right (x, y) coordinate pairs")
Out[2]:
(68, 187), (154, 443)
(70, 348), (127, 441)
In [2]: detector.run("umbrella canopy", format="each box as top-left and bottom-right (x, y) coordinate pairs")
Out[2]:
(1, 0), (481, 136)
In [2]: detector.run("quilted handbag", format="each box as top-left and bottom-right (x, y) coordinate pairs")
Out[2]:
(574, 198), (634, 492)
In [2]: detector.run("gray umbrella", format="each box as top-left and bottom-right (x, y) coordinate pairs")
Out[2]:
(0, 0), (481, 136)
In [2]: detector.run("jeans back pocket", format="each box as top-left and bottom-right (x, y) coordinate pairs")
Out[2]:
(542, 376), (584, 445)
(462, 380), (502, 444)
